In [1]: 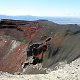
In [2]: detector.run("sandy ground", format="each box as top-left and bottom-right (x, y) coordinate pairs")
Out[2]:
(0, 57), (80, 80)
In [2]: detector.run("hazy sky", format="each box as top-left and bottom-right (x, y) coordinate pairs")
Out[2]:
(0, 0), (80, 17)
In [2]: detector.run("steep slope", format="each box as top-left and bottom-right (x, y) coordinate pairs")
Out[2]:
(19, 20), (80, 74)
(0, 35), (26, 74)
(0, 19), (80, 74)
(0, 19), (40, 74)
(33, 22), (80, 69)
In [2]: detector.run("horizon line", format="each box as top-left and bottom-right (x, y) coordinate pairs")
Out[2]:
(0, 14), (80, 18)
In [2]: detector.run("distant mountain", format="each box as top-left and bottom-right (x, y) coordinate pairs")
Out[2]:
(0, 15), (80, 24)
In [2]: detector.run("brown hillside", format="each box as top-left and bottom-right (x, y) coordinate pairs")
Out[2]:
(0, 19), (80, 74)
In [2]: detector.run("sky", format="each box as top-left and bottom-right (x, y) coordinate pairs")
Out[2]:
(0, 0), (80, 17)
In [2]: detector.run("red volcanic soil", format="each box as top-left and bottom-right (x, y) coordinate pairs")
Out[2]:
(0, 19), (39, 42)
(0, 44), (26, 74)
(0, 35), (27, 74)
(0, 19), (40, 73)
